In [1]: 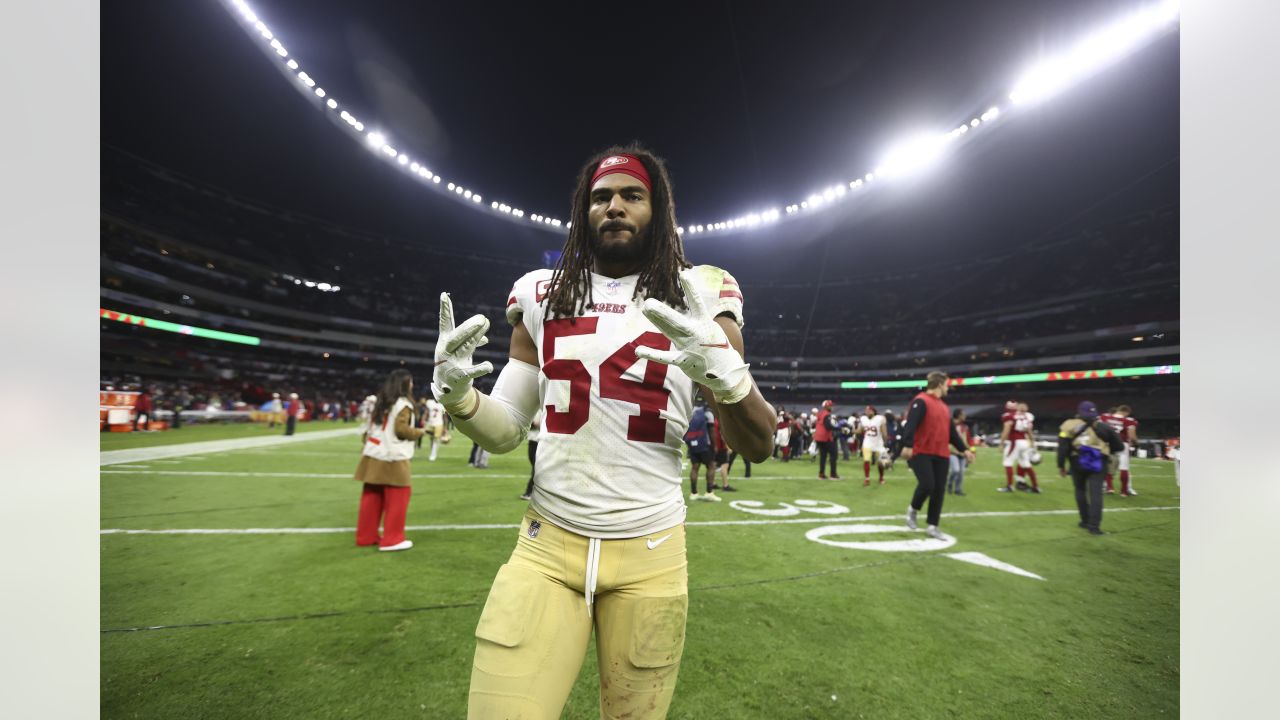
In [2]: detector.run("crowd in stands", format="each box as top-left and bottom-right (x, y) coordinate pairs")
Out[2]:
(101, 149), (1179, 427)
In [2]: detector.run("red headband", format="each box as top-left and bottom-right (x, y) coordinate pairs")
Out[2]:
(590, 153), (652, 192)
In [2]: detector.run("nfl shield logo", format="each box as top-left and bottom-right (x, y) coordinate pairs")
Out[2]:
(527, 520), (541, 538)
(605, 280), (621, 296)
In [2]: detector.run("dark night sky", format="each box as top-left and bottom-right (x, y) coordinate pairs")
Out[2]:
(100, 0), (1179, 269)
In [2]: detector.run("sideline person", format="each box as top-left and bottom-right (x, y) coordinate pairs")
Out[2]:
(900, 372), (975, 539)
(353, 369), (426, 552)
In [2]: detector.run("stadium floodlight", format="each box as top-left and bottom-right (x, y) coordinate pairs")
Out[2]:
(333, 286), (341, 292)
(397, 154), (408, 165)
(463, 190), (472, 198)
(410, 162), (419, 172)
(317, 282), (331, 290)
(223, 0), (1179, 238)
(326, 99), (337, 109)
(304, 280), (316, 287)
(381, 145), (397, 157)
(878, 132), (948, 177)
(1009, 1), (1180, 106)
(491, 201), (499, 209)
(472, 194), (482, 203)
(447, 182), (455, 190)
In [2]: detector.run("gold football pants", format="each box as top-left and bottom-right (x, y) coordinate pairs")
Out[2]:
(468, 510), (689, 719)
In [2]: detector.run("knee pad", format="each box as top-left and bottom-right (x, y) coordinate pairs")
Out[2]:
(598, 594), (688, 719)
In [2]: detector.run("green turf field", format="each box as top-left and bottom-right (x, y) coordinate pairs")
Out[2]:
(99, 419), (348, 451)
(101, 428), (1179, 718)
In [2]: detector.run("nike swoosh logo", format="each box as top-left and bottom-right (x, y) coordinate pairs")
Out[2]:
(699, 343), (730, 349)
(646, 534), (673, 550)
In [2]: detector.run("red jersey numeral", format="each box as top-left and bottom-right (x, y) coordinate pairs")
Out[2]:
(600, 331), (672, 443)
(542, 318), (598, 435)
(541, 320), (672, 444)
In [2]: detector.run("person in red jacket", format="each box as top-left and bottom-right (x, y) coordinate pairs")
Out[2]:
(900, 372), (975, 539)
(815, 399), (840, 479)
(133, 387), (153, 431)
(285, 392), (300, 436)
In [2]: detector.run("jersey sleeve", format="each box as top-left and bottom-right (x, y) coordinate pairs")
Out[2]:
(688, 265), (745, 328)
(505, 269), (553, 326)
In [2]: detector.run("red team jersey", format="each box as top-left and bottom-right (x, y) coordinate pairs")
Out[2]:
(1100, 413), (1138, 445)
(1002, 411), (1026, 441)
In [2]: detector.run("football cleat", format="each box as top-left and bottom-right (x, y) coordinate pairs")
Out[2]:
(379, 540), (414, 552)
(926, 525), (943, 540)
(703, 492), (722, 502)
(997, 486), (1016, 493)
(906, 506), (919, 530)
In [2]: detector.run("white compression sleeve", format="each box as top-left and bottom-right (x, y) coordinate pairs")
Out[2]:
(449, 358), (541, 454)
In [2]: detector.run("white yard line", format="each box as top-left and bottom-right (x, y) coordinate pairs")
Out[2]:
(100, 427), (363, 466)
(100, 505), (1178, 535)
(100, 470), (527, 479)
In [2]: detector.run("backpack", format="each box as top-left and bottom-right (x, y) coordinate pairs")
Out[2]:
(1072, 422), (1106, 473)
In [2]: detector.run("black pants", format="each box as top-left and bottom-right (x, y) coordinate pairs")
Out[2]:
(285, 416), (296, 435)
(726, 451), (751, 478)
(1071, 467), (1105, 531)
(524, 440), (538, 496)
(909, 455), (950, 527)
(818, 440), (838, 476)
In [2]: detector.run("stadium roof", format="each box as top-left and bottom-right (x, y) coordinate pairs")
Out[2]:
(101, 0), (1179, 261)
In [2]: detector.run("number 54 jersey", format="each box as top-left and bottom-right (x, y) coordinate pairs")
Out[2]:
(506, 265), (745, 539)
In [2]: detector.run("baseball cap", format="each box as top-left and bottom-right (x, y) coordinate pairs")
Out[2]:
(1077, 401), (1099, 421)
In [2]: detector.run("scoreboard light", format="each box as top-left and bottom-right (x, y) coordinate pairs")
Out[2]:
(100, 308), (261, 346)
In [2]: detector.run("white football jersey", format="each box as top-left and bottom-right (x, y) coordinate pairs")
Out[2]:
(425, 398), (444, 426)
(506, 264), (745, 539)
(1015, 412), (1035, 435)
(859, 414), (886, 450)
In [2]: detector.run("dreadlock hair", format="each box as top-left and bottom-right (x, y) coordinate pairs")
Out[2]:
(372, 368), (414, 426)
(543, 143), (692, 319)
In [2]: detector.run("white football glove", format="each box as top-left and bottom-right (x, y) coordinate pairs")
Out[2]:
(634, 269), (753, 404)
(430, 292), (494, 412)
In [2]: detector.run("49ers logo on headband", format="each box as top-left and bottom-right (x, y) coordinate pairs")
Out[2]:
(591, 152), (652, 192)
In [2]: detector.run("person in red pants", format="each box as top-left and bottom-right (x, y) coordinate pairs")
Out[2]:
(354, 369), (426, 552)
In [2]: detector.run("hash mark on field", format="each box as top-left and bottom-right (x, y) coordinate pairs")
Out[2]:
(99, 506), (1179, 535)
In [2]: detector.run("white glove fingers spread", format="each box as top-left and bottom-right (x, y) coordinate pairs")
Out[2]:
(463, 362), (494, 380)
(446, 315), (490, 354)
(634, 346), (683, 367)
(438, 292), (456, 335)
(677, 270), (709, 318)
(640, 298), (695, 340)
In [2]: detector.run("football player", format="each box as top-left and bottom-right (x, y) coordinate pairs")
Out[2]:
(433, 145), (776, 718)
(858, 405), (888, 486)
(1100, 405), (1141, 496)
(998, 400), (1040, 493)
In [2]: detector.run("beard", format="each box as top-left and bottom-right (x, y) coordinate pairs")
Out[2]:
(591, 221), (651, 266)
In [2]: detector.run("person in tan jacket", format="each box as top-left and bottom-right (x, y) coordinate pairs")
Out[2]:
(354, 369), (426, 552)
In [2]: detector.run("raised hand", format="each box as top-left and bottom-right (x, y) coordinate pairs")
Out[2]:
(634, 270), (752, 404)
(431, 292), (494, 410)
